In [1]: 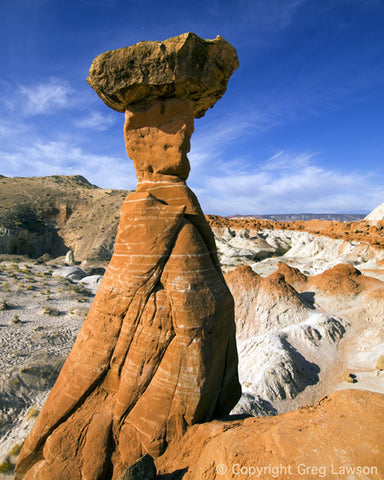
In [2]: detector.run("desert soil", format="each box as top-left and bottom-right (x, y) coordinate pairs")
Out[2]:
(0, 255), (102, 474)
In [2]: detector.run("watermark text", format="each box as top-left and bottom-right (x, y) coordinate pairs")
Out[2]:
(215, 463), (378, 477)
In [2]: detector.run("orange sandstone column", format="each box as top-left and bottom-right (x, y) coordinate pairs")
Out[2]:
(16, 32), (241, 480)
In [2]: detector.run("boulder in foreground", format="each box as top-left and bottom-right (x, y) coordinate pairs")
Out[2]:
(156, 389), (384, 479)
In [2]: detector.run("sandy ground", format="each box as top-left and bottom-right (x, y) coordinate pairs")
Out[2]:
(1, 246), (383, 477)
(0, 256), (100, 474)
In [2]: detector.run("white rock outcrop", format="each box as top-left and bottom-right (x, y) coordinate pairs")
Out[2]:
(365, 202), (384, 225)
(212, 227), (384, 273)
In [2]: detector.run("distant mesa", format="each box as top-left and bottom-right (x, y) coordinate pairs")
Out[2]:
(87, 32), (239, 118)
(228, 213), (366, 222)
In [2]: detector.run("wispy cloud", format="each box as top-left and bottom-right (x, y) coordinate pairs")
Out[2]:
(0, 139), (136, 190)
(74, 111), (116, 131)
(252, 0), (307, 32)
(189, 108), (269, 171)
(16, 78), (73, 115)
(194, 151), (383, 215)
(0, 122), (17, 139)
(215, 0), (307, 36)
(0, 131), (381, 215)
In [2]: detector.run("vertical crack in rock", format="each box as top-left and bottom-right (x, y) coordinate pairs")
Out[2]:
(16, 32), (241, 480)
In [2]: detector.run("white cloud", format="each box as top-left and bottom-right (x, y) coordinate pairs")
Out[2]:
(194, 151), (384, 215)
(0, 139), (136, 190)
(1, 136), (382, 215)
(74, 111), (116, 131)
(0, 103), (382, 217)
(189, 110), (266, 171)
(18, 78), (73, 115)
(187, 114), (384, 215)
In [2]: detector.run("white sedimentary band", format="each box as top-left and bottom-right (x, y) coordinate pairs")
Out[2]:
(163, 267), (218, 274)
(113, 246), (217, 255)
(115, 242), (149, 245)
(123, 198), (156, 203)
(137, 180), (187, 186)
(138, 184), (188, 191)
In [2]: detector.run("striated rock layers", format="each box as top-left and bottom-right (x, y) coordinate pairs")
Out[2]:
(16, 33), (240, 479)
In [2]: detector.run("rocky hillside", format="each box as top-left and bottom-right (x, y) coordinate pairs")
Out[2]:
(1, 175), (383, 262)
(0, 175), (129, 261)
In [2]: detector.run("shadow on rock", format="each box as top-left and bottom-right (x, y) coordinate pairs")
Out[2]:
(156, 468), (189, 480)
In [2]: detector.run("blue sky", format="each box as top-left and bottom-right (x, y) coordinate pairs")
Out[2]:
(0, 0), (383, 215)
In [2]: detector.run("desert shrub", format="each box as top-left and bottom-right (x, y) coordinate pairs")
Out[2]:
(26, 406), (39, 421)
(69, 283), (92, 297)
(38, 253), (52, 263)
(12, 315), (22, 325)
(69, 306), (89, 317)
(376, 355), (384, 370)
(10, 443), (22, 456)
(0, 298), (10, 310)
(340, 372), (357, 383)
(0, 461), (14, 472)
(42, 306), (60, 316)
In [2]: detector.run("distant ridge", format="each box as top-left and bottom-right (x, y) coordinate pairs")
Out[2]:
(0, 174), (378, 259)
(0, 174), (129, 260)
(227, 213), (367, 222)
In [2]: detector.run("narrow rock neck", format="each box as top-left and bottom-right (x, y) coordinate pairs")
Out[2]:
(124, 97), (194, 181)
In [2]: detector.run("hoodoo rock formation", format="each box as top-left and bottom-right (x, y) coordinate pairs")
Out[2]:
(16, 33), (241, 479)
